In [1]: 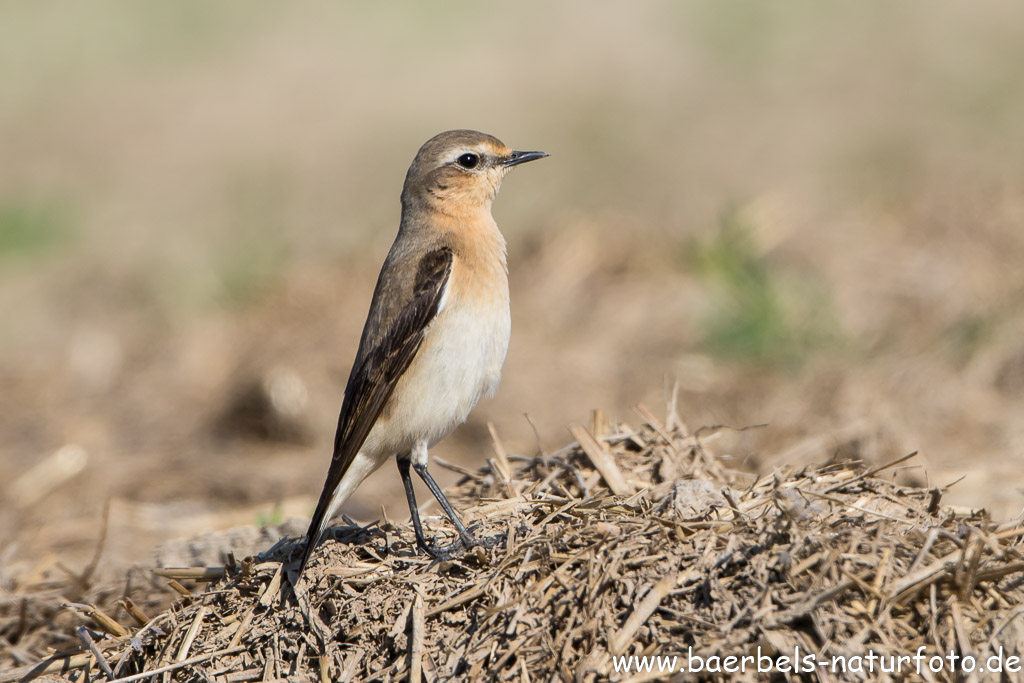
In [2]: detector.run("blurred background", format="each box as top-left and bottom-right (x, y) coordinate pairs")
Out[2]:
(3, 2), (1024, 574)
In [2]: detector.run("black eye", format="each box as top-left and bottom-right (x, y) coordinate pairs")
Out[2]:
(456, 153), (480, 169)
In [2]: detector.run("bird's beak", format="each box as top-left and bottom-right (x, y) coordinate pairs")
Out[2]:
(503, 150), (549, 167)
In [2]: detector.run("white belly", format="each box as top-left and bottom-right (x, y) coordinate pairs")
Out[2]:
(363, 286), (510, 457)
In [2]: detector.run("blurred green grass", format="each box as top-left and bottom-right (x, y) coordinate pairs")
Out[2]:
(0, 197), (74, 260)
(689, 208), (839, 367)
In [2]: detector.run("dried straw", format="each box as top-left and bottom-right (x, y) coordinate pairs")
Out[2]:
(4, 407), (1024, 681)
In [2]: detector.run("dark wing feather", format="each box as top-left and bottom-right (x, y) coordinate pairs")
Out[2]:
(299, 247), (453, 575)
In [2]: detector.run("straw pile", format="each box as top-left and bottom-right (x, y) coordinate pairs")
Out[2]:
(4, 405), (1024, 682)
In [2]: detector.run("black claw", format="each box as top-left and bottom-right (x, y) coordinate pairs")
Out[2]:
(462, 524), (500, 550)
(474, 534), (500, 550)
(417, 535), (464, 561)
(416, 527), (500, 560)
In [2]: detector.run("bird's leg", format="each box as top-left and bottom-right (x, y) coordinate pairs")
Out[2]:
(396, 453), (464, 559)
(397, 441), (496, 559)
(413, 461), (495, 551)
(396, 454), (431, 555)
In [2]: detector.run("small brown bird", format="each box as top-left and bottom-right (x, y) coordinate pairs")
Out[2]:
(299, 130), (547, 576)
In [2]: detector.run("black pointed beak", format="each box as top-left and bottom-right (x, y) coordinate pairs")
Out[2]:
(503, 150), (549, 167)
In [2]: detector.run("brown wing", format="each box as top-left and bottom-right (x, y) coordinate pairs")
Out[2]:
(299, 247), (453, 575)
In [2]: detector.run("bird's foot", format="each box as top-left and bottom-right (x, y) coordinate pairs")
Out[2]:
(464, 526), (500, 550)
(417, 536), (464, 561)
(417, 525), (499, 560)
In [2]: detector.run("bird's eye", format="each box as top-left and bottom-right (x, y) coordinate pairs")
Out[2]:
(456, 153), (480, 169)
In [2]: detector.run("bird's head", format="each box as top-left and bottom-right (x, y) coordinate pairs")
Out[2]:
(401, 130), (547, 216)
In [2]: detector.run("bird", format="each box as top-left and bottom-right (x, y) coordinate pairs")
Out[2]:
(298, 130), (547, 576)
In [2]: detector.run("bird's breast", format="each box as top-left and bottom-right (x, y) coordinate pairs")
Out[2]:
(367, 252), (510, 456)
(433, 267), (511, 401)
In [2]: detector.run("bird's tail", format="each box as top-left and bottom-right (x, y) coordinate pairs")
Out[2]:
(298, 476), (342, 576)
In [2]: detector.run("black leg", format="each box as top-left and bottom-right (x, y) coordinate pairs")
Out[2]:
(397, 456), (495, 559)
(414, 462), (496, 553)
(397, 455), (469, 559)
(396, 455), (431, 554)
